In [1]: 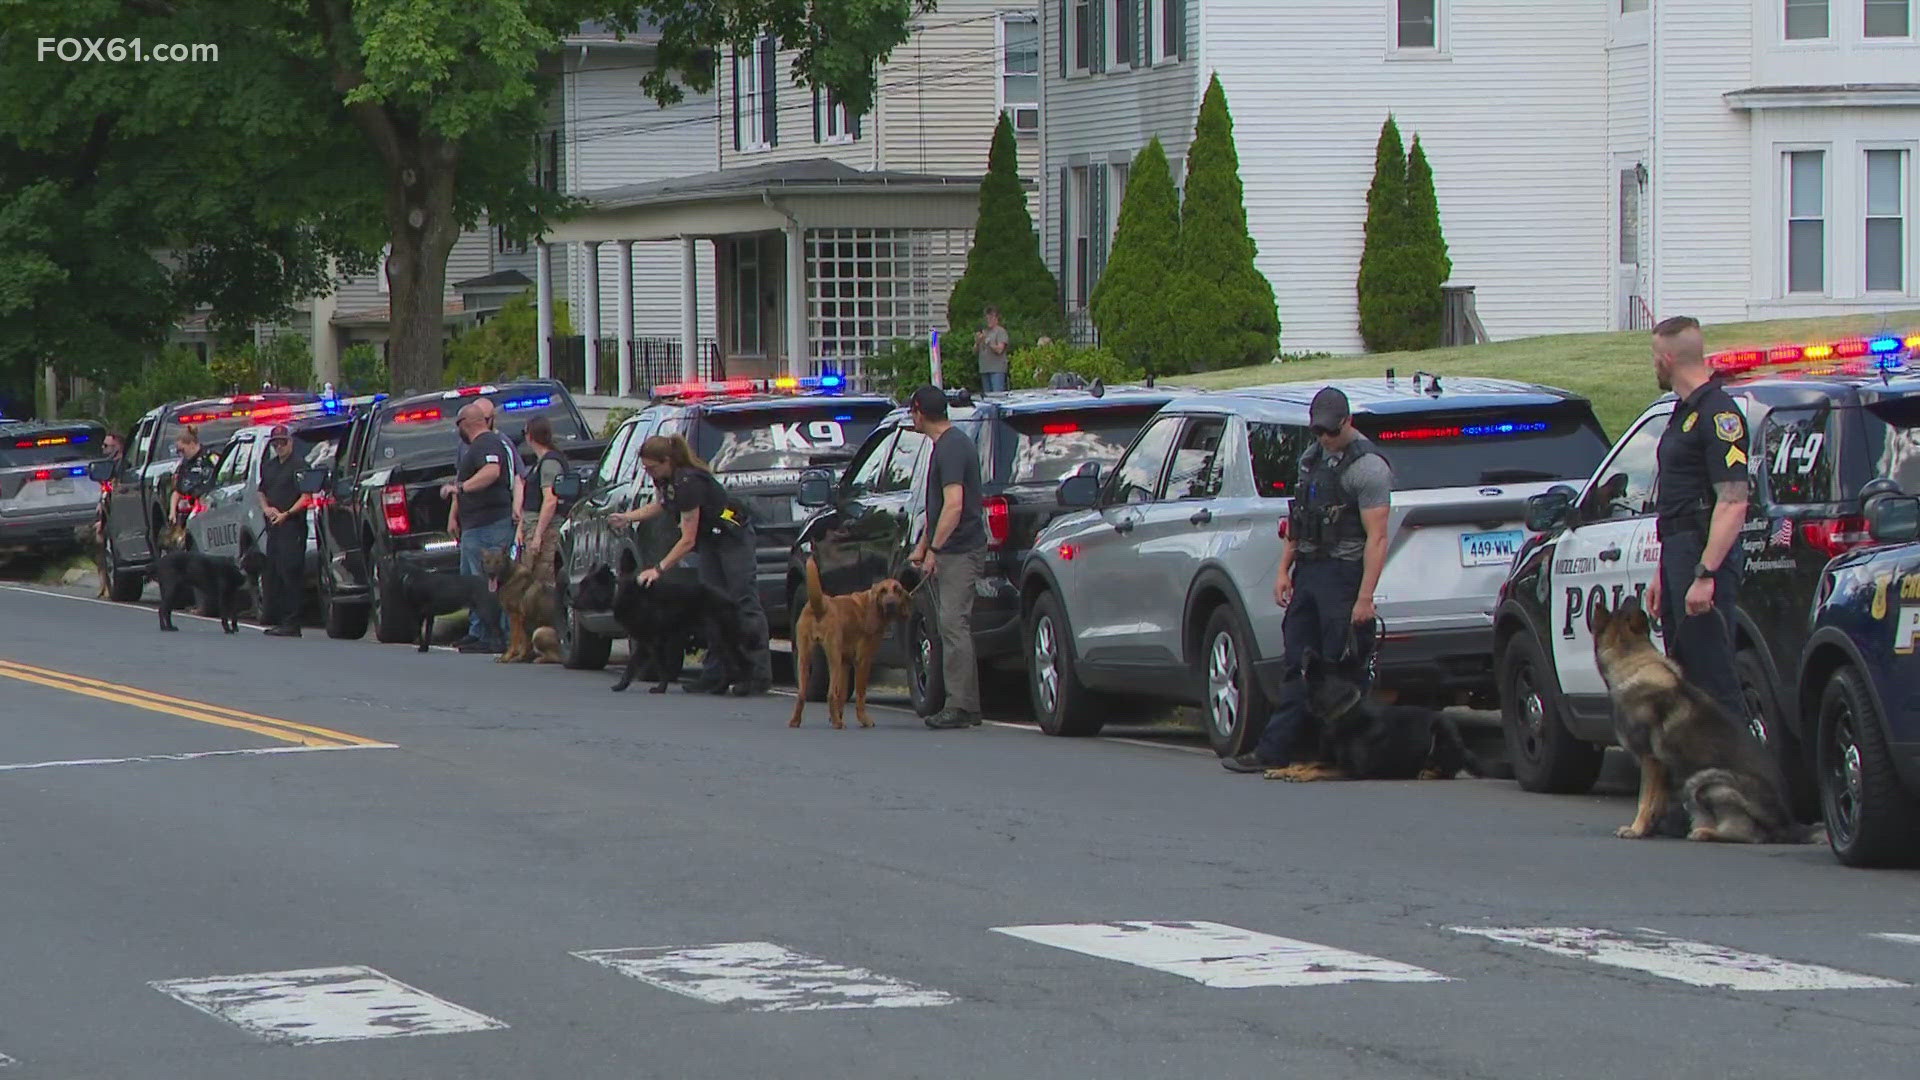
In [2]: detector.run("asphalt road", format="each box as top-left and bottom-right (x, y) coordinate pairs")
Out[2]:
(2, 580), (1919, 1079)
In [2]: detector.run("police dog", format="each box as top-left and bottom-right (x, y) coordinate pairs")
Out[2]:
(788, 558), (912, 729)
(388, 560), (500, 653)
(1265, 649), (1502, 782)
(575, 564), (747, 694)
(483, 548), (559, 664)
(1592, 596), (1818, 844)
(152, 549), (247, 632)
(74, 524), (111, 598)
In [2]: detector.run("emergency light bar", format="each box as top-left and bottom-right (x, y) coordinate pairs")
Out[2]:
(11, 433), (89, 449)
(175, 393), (386, 426)
(1374, 420), (1551, 441)
(652, 374), (849, 400)
(445, 384), (499, 398)
(30, 466), (90, 481)
(500, 395), (553, 412)
(1709, 334), (1918, 376)
(393, 407), (442, 424)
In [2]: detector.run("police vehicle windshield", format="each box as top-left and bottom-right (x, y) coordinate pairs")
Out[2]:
(1861, 396), (1920, 495)
(1352, 403), (1611, 490)
(0, 424), (105, 467)
(998, 404), (1165, 484)
(693, 403), (891, 474)
(368, 392), (587, 466)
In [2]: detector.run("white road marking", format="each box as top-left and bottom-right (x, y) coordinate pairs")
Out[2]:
(151, 965), (507, 1045)
(1450, 927), (1908, 991)
(573, 942), (956, 1011)
(0, 1052), (14, 1067)
(1871, 932), (1920, 946)
(992, 920), (1449, 988)
(0, 583), (463, 650)
(0, 743), (395, 773)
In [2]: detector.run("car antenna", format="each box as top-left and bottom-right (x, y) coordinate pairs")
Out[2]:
(1385, 367), (1396, 385)
(1415, 370), (1442, 395)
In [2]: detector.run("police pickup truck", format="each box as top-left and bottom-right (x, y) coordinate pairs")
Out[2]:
(312, 380), (600, 642)
(1495, 330), (1920, 819)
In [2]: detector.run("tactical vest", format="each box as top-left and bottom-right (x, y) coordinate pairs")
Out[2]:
(523, 449), (574, 514)
(1288, 442), (1376, 556)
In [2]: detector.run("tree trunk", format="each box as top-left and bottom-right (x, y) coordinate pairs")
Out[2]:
(381, 135), (462, 394)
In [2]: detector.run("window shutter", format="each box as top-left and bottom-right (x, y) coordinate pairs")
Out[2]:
(731, 54), (742, 150)
(1174, 0), (1188, 59)
(851, 107), (863, 141)
(1058, 0), (1068, 75)
(812, 87), (823, 143)
(1090, 0), (1105, 73)
(760, 37), (777, 147)
(1090, 167), (1109, 288)
(1137, 0), (1150, 64)
(1057, 166), (1072, 311)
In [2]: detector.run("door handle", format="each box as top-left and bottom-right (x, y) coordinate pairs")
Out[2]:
(1190, 508), (1213, 526)
(1598, 546), (1622, 562)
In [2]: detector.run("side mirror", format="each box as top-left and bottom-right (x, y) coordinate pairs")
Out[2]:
(1865, 493), (1920, 544)
(87, 459), (115, 482)
(553, 473), (585, 500)
(296, 468), (329, 494)
(1057, 471), (1101, 509)
(797, 469), (834, 508)
(1524, 485), (1578, 533)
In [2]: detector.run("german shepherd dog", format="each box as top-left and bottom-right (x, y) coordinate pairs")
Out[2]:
(152, 549), (247, 633)
(73, 524), (112, 598)
(575, 564), (747, 694)
(483, 548), (560, 664)
(1592, 596), (1819, 844)
(788, 558), (912, 729)
(389, 560), (500, 653)
(1265, 649), (1503, 781)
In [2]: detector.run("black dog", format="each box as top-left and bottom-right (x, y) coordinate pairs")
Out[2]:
(387, 560), (499, 652)
(574, 564), (747, 694)
(152, 551), (247, 633)
(1267, 649), (1506, 782)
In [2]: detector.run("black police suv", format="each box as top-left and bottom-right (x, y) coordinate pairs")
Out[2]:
(553, 377), (893, 670)
(312, 380), (598, 642)
(1496, 332), (1920, 819)
(787, 384), (1174, 715)
(102, 392), (320, 599)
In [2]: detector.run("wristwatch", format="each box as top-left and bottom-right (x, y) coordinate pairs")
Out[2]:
(1693, 561), (1715, 580)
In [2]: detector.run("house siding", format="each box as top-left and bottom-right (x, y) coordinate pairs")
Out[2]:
(1648, 1), (1752, 326)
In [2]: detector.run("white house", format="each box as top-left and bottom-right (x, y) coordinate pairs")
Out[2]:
(1040, 0), (1920, 355)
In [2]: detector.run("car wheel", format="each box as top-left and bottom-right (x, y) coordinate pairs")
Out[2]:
(321, 579), (369, 640)
(557, 578), (612, 670)
(1201, 605), (1268, 758)
(1028, 591), (1103, 736)
(906, 608), (945, 718)
(368, 557), (415, 645)
(789, 588), (828, 702)
(1500, 633), (1603, 794)
(1736, 649), (1817, 823)
(104, 536), (145, 602)
(1817, 667), (1920, 868)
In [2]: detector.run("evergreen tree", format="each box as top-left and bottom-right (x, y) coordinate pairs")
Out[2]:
(1357, 114), (1416, 352)
(946, 114), (1064, 367)
(1090, 138), (1182, 377)
(1176, 74), (1280, 371)
(1403, 135), (1452, 351)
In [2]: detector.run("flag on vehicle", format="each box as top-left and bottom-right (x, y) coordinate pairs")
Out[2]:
(1770, 517), (1793, 548)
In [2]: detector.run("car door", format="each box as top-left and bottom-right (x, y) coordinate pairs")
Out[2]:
(573, 415), (639, 579)
(809, 426), (901, 596)
(317, 415), (370, 593)
(1122, 413), (1233, 668)
(193, 436), (255, 559)
(112, 415), (158, 560)
(1070, 413), (1183, 665)
(1549, 405), (1670, 702)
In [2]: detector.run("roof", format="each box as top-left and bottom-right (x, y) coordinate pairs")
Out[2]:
(1725, 84), (1920, 109)
(332, 299), (466, 327)
(452, 270), (534, 291)
(1, 419), (104, 435)
(1720, 369), (1920, 407)
(577, 158), (992, 213)
(1168, 376), (1585, 417)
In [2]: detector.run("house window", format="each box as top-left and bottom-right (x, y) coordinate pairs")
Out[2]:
(1787, 150), (1826, 294)
(1619, 169), (1640, 265)
(1866, 0), (1910, 36)
(1158, 0), (1182, 58)
(734, 37), (776, 151)
(1785, 0), (1827, 40)
(816, 88), (853, 144)
(1867, 149), (1908, 292)
(534, 132), (560, 192)
(1112, 0), (1137, 67)
(806, 227), (969, 375)
(733, 238), (762, 355)
(1397, 0), (1438, 49)
(1071, 166), (1091, 306)
(494, 224), (526, 256)
(999, 13), (1039, 133)
(1073, 0), (1091, 71)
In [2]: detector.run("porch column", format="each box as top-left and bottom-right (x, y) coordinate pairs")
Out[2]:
(535, 241), (554, 379)
(680, 237), (699, 381)
(616, 239), (635, 397)
(784, 223), (807, 378)
(580, 241), (602, 395)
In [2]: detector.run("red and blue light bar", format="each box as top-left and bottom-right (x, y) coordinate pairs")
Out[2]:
(12, 433), (89, 449)
(30, 466), (90, 481)
(393, 407), (442, 424)
(500, 395), (553, 412)
(1710, 333), (1917, 375)
(1375, 420), (1551, 441)
(654, 374), (848, 400)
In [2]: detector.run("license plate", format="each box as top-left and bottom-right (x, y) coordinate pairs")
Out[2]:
(1460, 529), (1524, 567)
(44, 478), (72, 495)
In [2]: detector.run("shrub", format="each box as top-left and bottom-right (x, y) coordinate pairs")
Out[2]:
(1357, 115), (1414, 353)
(106, 345), (220, 432)
(339, 342), (389, 395)
(862, 338), (934, 399)
(600, 406), (637, 439)
(946, 115), (1065, 351)
(209, 335), (314, 395)
(1010, 341), (1142, 389)
(1091, 139), (1183, 378)
(442, 290), (572, 389)
(1403, 135), (1452, 351)
(1176, 74), (1281, 372)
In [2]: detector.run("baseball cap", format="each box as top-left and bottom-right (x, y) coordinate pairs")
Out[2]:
(1308, 387), (1351, 433)
(267, 424), (292, 442)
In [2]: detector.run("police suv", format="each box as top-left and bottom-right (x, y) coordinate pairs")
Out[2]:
(1495, 330), (1920, 818)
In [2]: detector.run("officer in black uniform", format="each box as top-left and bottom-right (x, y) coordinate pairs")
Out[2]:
(1647, 315), (1750, 723)
(256, 424), (311, 638)
(1224, 387), (1394, 774)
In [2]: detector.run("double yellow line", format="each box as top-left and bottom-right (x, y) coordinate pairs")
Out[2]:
(0, 659), (384, 749)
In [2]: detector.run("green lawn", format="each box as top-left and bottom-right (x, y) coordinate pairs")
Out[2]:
(1168, 310), (1920, 439)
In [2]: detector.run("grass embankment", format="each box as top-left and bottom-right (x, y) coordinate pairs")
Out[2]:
(1176, 310), (1920, 439)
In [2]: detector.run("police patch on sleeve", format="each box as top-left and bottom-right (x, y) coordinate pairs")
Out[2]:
(1714, 412), (1743, 442)
(1725, 445), (1747, 469)
(1682, 413), (1698, 432)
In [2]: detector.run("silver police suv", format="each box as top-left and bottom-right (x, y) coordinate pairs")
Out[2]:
(1018, 375), (1611, 756)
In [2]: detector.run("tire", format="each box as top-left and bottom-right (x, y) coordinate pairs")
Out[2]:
(557, 577), (612, 670)
(1200, 604), (1268, 758)
(369, 557), (415, 645)
(789, 587), (828, 702)
(104, 536), (144, 602)
(1027, 591), (1103, 736)
(322, 584), (369, 640)
(1736, 649), (1817, 822)
(1500, 632), (1604, 794)
(1817, 667), (1920, 868)
(906, 607), (945, 718)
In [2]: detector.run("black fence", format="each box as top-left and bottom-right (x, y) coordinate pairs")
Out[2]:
(546, 335), (723, 396)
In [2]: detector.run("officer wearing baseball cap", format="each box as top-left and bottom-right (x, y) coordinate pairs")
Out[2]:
(1223, 386), (1395, 775)
(256, 424), (311, 637)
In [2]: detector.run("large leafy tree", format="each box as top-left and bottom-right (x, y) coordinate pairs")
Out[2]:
(2, 0), (931, 404)
(1176, 74), (1279, 371)
(1089, 138), (1180, 376)
(946, 113), (1063, 372)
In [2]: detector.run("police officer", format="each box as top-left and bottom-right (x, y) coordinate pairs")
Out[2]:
(256, 424), (311, 638)
(170, 426), (220, 533)
(1646, 315), (1750, 723)
(1223, 387), (1394, 774)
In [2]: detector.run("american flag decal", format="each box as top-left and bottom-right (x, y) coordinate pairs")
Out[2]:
(1770, 518), (1794, 548)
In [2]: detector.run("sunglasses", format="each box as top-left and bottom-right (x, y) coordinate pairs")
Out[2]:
(1310, 424), (1340, 437)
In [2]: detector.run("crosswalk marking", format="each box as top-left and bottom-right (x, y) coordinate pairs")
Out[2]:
(991, 921), (1449, 988)
(150, 965), (508, 1044)
(573, 943), (957, 1011)
(1449, 927), (1908, 991)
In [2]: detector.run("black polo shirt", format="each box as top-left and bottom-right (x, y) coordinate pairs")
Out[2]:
(257, 449), (304, 522)
(1656, 375), (1750, 520)
(661, 467), (746, 546)
(455, 430), (514, 529)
